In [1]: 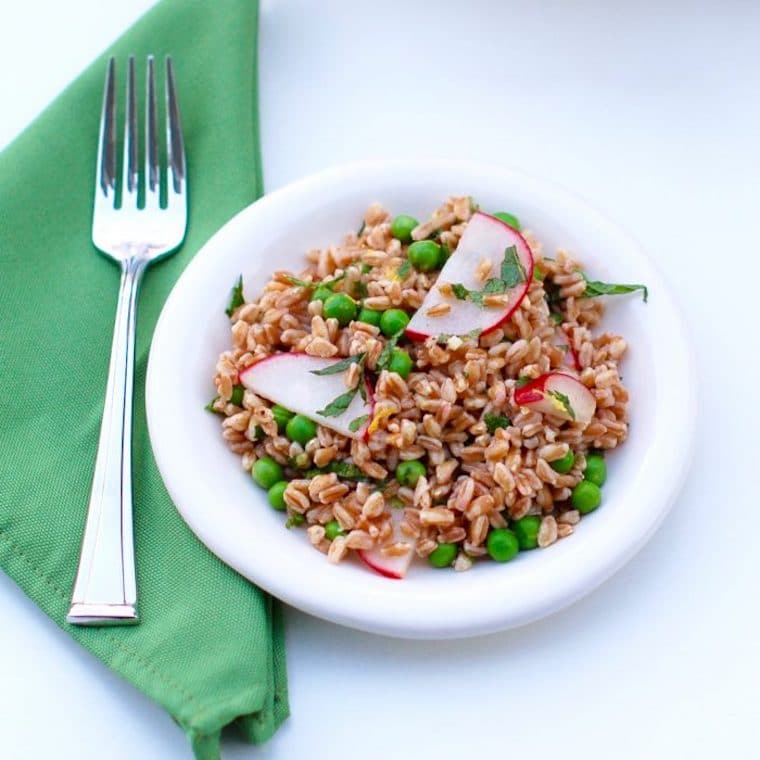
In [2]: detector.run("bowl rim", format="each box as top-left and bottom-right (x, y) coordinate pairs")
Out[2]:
(146, 158), (696, 639)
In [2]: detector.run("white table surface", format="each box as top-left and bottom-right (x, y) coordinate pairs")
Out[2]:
(2, 1), (759, 758)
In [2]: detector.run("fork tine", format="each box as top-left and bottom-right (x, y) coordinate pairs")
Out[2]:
(122, 55), (138, 206)
(165, 56), (186, 199)
(144, 56), (159, 207)
(96, 57), (117, 203)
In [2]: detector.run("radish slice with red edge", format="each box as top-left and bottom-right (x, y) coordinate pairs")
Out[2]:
(553, 327), (581, 371)
(514, 372), (596, 426)
(405, 211), (534, 341)
(239, 352), (374, 440)
(358, 506), (416, 579)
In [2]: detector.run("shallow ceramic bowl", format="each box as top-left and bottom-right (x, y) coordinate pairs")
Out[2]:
(146, 160), (694, 639)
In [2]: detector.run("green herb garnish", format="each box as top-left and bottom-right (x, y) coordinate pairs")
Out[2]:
(316, 387), (357, 418)
(548, 390), (575, 420)
(357, 220), (366, 237)
(310, 353), (366, 376)
(285, 514), (305, 529)
(450, 246), (525, 307)
(205, 396), (223, 414)
(515, 376), (532, 388)
(582, 275), (648, 302)
(361, 263), (372, 274)
(285, 272), (346, 291)
(353, 280), (369, 299)
(484, 412), (511, 433)
(225, 275), (245, 317)
(397, 260), (412, 279)
(376, 334), (400, 371)
(349, 414), (370, 432)
(329, 461), (368, 479)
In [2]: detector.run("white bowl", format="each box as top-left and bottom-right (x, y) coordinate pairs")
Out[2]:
(146, 160), (694, 639)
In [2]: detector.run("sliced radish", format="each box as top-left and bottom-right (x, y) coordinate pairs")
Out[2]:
(358, 507), (416, 579)
(514, 372), (596, 426)
(239, 352), (374, 440)
(405, 211), (534, 341)
(552, 327), (581, 371)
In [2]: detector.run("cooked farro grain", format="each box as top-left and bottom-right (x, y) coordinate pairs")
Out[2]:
(209, 197), (642, 576)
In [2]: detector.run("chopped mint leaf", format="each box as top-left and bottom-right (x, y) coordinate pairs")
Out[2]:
(361, 263), (372, 274)
(376, 334), (400, 371)
(515, 376), (532, 388)
(498, 246), (526, 288)
(230, 384), (245, 406)
(225, 275), (245, 317)
(582, 275), (648, 302)
(316, 387), (358, 417)
(550, 312), (563, 325)
(284, 274), (314, 288)
(484, 412), (510, 434)
(205, 396), (223, 414)
(450, 246), (525, 307)
(357, 220), (366, 237)
(310, 353), (366, 376)
(397, 260), (412, 279)
(349, 414), (369, 432)
(285, 513), (305, 529)
(451, 283), (470, 300)
(253, 425), (266, 441)
(329, 461), (369, 480)
(548, 389), (575, 420)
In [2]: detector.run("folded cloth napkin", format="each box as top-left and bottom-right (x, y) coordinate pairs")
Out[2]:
(0, 1), (288, 757)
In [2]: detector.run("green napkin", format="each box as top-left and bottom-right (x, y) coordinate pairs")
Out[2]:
(0, 1), (288, 757)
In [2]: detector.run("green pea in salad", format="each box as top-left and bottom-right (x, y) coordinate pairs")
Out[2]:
(208, 196), (645, 578)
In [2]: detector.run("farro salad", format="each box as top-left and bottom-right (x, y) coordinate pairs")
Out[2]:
(208, 198), (647, 578)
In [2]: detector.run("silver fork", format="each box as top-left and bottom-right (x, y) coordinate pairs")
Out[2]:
(67, 56), (187, 626)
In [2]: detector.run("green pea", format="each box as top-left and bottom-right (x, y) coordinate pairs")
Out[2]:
(395, 459), (426, 487)
(513, 516), (542, 550)
(390, 214), (419, 243)
(492, 211), (521, 230)
(323, 292), (358, 326)
(584, 454), (607, 487)
(551, 450), (575, 474)
(407, 240), (442, 272)
(271, 404), (294, 433)
(428, 543), (458, 568)
(286, 414), (317, 446)
(324, 520), (345, 541)
(230, 384), (245, 406)
(571, 480), (602, 514)
(357, 307), (383, 327)
(310, 285), (333, 303)
(379, 308), (410, 337)
(487, 528), (520, 562)
(252, 457), (284, 489)
(387, 349), (413, 379)
(267, 481), (288, 511)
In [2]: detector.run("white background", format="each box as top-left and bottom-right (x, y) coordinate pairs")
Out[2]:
(1, 1), (759, 758)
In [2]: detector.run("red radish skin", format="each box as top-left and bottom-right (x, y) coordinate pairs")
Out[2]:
(239, 352), (374, 440)
(514, 372), (596, 426)
(358, 508), (416, 579)
(405, 212), (534, 342)
(553, 328), (581, 371)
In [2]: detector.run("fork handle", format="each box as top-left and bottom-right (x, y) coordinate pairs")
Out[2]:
(68, 254), (148, 625)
